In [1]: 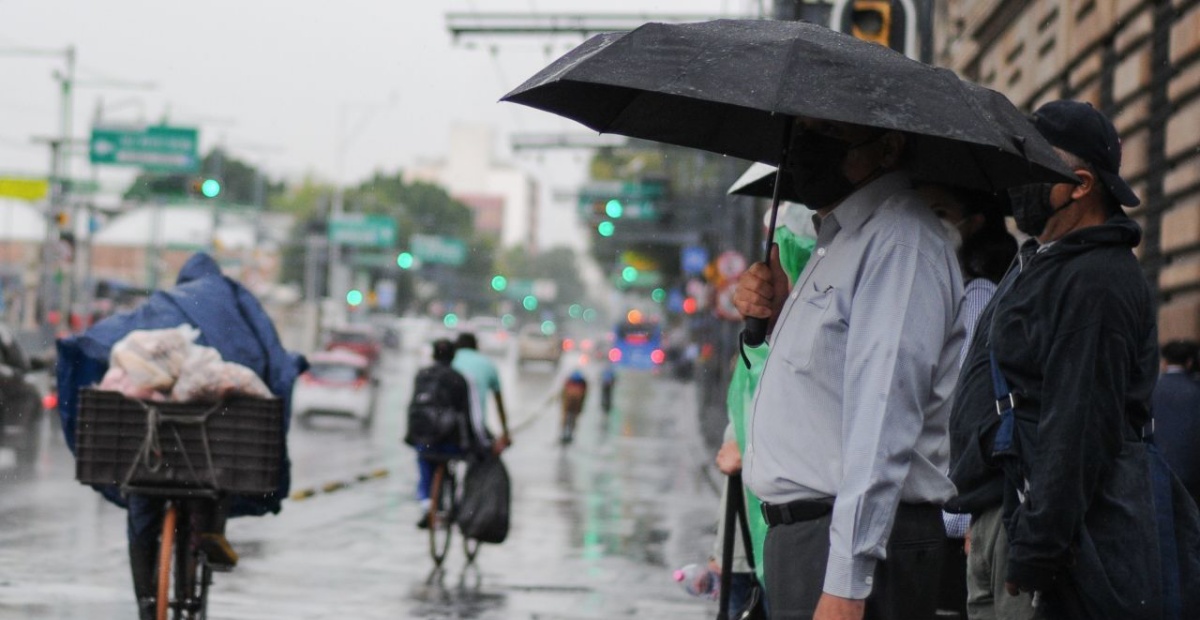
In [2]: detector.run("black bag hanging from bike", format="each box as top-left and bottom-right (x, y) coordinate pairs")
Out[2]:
(717, 473), (766, 620)
(458, 454), (512, 544)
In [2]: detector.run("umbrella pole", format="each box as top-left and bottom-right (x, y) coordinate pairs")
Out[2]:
(743, 125), (792, 348)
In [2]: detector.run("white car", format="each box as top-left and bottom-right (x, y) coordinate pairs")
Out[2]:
(292, 350), (376, 427)
(517, 324), (562, 366)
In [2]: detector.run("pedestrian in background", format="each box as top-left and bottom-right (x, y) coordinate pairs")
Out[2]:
(919, 184), (1016, 619)
(452, 332), (512, 454)
(1149, 339), (1200, 506)
(714, 202), (816, 617)
(733, 117), (963, 620)
(949, 100), (1164, 619)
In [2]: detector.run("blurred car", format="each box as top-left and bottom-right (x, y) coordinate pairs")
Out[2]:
(292, 350), (376, 427)
(517, 324), (562, 366)
(465, 317), (512, 354)
(0, 322), (47, 470)
(323, 325), (382, 366)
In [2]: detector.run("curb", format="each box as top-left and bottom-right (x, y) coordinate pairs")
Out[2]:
(289, 468), (389, 502)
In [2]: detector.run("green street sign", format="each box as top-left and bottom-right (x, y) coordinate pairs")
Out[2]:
(328, 214), (398, 248)
(89, 125), (200, 173)
(612, 269), (663, 289)
(411, 233), (466, 266)
(349, 253), (398, 268)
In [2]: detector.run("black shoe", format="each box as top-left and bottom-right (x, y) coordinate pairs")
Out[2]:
(416, 513), (430, 530)
(199, 533), (238, 572)
(136, 597), (156, 620)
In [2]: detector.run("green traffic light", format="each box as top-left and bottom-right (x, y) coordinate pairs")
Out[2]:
(622, 266), (638, 283)
(444, 313), (459, 328)
(582, 308), (597, 322)
(397, 252), (414, 269)
(540, 320), (557, 335)
(652, 288), (666, 303)
(501, 314), (516, 329)
(201, 179), (221, 198)
(605, 199), (624, 219)
(346, 289), (364, 306)
(568, 303), (583, 318)
(522, 295), (538, 311)
(491, 275), (508, 291)
(598, 221), (615, 237)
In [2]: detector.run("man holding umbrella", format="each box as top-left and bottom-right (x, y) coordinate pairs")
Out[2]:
(502, 19), (1077, 619)
(733, 117), (963, 620)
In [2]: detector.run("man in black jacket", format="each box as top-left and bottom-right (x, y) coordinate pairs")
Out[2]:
(947, 100), (1161, 619)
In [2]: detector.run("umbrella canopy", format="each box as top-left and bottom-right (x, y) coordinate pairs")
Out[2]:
(502, 19), (1075, 190)
(728, 162), (799, 203)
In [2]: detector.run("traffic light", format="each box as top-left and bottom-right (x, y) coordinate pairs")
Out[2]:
(346, 289), (364, 306)
(598, 221), (615, 237)
(605, 199), (624, 219)
(831, 0), (914, 57)
(191, 177), (221, 198)
(491, 275), (508, 291)
(396, 252), (414, 269)
(850, 0), (891, 46)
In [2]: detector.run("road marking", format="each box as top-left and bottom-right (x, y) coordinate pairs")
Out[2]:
(288, 468), (390, 502)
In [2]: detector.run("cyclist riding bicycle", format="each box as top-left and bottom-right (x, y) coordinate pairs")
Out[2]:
(408, 339), (474, 528)
(57, 253), (307, 620)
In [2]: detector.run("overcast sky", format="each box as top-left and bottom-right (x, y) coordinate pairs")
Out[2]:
(0, 0), (759, 248)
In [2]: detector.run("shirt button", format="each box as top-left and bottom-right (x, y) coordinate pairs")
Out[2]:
(816, 247), (826, 257)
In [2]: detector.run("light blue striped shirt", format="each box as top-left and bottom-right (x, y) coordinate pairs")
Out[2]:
(744, 171), (964, 599)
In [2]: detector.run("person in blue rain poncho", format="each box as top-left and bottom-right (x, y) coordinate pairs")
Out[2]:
(56, 252), (307, 619)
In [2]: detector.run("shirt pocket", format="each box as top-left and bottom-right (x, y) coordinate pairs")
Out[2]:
(783, 281), (838, 372)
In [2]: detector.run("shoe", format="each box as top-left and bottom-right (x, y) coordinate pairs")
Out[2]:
(136, 597), (156, 620)
(417, 513), (431, 530)
(199, 533), (239, 572)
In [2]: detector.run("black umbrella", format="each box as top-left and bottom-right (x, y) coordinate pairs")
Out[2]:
(502, 19), (1074, 342)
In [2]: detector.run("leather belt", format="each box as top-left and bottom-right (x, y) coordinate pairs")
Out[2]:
(761, 498), (833, 527)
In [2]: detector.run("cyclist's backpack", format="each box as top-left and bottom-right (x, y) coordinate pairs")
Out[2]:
(458, 454), (511, 543)
(403, 365), (467, 448)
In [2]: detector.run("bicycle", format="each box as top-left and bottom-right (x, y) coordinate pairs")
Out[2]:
(125, 486), (221, 620)
(426, 456), (481, 568)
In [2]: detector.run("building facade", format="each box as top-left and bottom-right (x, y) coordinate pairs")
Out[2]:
(937, 0), (1200, 340)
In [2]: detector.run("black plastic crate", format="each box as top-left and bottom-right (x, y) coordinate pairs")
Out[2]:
(75, 389), (283, 495)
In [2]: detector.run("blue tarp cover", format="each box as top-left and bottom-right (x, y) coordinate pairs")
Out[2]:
(57, 253), (307, 516)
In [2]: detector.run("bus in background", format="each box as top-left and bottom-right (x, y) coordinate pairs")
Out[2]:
(608, 313), (664, 371)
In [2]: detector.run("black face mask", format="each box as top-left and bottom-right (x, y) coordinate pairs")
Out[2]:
(787, 131), (870, 210)
(1007, 183), (1076, 237)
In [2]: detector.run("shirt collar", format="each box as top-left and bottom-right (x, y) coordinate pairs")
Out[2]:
(823, 170), (911, 235)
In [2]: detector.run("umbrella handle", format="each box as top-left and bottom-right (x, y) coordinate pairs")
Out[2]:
(743, 317), (769, 347)
(742, 134), (791, 349)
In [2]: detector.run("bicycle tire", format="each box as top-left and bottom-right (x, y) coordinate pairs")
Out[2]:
(156, 505), (178, 620)
(172, 510), (210, 620)
(428, 463), (455, 567)
(463, 536), (481, 565)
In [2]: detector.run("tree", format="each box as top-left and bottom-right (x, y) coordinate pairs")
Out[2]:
(122, 149), (283, 204)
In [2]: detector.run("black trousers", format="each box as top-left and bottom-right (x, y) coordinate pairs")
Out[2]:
(763, 502), (945, 620)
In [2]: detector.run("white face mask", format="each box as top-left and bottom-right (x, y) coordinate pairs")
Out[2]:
(939, 218), (963, 252)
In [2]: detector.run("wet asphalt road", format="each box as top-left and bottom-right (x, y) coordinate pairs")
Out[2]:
(0, 343), (720, 618)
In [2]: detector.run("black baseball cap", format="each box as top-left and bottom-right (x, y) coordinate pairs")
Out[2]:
(1031, 100), (1140, 207)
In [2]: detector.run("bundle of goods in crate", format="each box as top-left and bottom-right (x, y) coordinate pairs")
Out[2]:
(75, 325), (282, 495)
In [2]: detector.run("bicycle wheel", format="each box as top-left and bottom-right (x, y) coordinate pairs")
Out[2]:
(156, 505), (178, 620)
(172, 513), (210, 620)
(463, 536), (481, 565)
(428, 463), (455, 567)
